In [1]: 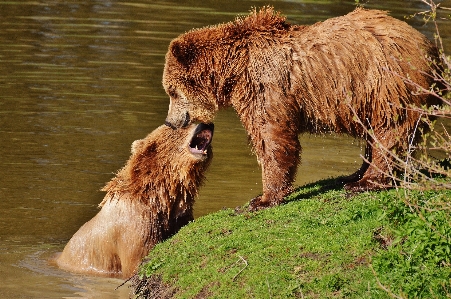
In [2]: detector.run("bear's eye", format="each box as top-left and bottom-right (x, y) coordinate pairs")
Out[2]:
(187, 78), (196, 87)
(168, 88), (178, 99)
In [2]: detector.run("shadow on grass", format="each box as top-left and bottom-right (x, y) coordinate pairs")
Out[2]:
(285, 177), (346, 203)
(235, 176), (349, 214)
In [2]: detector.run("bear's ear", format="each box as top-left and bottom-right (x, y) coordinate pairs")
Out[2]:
(131, 139), (145, 154)
(171, 39), (198, 68)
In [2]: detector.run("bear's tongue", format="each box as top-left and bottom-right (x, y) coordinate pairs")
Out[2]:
(189, 123), (214, 155)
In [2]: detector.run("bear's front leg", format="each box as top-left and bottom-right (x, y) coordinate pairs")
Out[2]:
(247, 123), (300, 211)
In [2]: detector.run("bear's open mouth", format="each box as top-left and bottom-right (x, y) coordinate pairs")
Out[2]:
(189, 123), (214, 155)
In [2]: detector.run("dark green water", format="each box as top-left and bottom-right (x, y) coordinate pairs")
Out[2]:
(0, 0), (449, 297)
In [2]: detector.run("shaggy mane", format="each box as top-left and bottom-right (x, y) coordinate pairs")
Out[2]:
(230, 6), (289, 33)
(181, 6), (289, 45)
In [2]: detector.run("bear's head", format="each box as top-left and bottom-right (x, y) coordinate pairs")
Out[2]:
(162, 36), (222, 129)
(162, 7), (288, 129)
(103, 123), (214, 205)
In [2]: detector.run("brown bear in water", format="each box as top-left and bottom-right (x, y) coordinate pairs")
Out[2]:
(162, 7), (442, 210)
(56, 123), (213, 278)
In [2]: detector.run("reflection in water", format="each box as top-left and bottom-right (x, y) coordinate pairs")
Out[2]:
(0, 1), (448, 297)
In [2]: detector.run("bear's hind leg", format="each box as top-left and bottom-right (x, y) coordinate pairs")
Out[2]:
(343, 167), (391, 192)
(344, 131), (398, 192)
(338, 141), (372, 184)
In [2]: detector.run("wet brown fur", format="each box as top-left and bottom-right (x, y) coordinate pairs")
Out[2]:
(163, 8), (442, 210)
(56, 124), (212, 278)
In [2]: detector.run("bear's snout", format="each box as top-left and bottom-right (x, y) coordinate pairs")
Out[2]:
(165, 111), (190, 129)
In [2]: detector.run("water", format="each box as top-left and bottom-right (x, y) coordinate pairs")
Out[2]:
(0, 0), (449, 297)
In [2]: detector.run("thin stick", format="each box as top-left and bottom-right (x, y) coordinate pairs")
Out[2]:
(232, 255), (248, 281)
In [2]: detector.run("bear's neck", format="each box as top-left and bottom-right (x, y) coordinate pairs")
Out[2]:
(101, 166), (201, 223)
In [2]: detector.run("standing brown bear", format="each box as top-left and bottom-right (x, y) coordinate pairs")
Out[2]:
(56, 123), (213, 278)
(163, 7), (442, 210)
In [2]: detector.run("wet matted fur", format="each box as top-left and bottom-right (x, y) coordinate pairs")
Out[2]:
(56, 123), (213, 278)
(163, 7), (442, 210)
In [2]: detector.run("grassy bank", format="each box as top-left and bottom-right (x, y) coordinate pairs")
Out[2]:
(131, 179), (450, 298)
